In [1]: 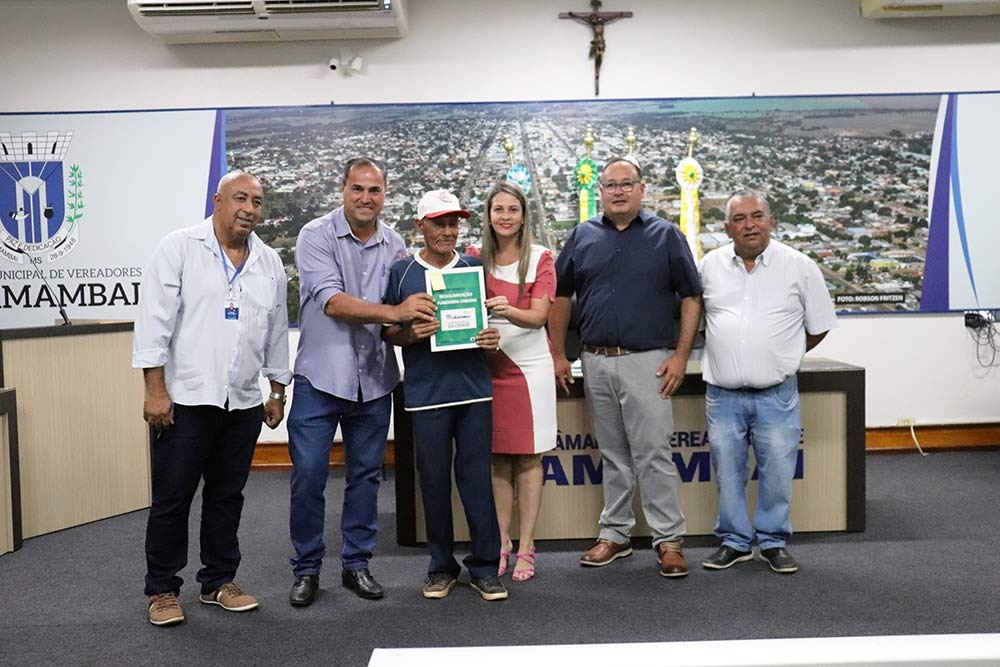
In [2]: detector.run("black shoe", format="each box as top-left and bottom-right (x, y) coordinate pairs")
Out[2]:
(702, 545), (754, 570)
(759, 547), (799, 574)
(289, 574), (319, 607)
(342, 568), (385, 600)
(469, 575), (508, 601)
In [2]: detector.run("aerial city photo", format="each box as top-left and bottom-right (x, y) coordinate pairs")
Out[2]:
(225, 94), (938, 323)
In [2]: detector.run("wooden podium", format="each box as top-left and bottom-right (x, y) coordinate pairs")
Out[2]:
(0, 323), (150, 541)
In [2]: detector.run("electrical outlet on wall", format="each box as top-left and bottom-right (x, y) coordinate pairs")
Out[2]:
(897, 417), (916, 427)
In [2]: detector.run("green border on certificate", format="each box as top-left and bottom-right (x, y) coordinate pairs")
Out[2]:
(425, 266), (487, 352)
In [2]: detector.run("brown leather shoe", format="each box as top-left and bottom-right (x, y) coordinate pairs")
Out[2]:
(579, 539), (632, 567)
(656, 540), (689, 578)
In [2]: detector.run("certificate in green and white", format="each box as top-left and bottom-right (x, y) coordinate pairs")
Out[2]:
(425, 266), (487, 352)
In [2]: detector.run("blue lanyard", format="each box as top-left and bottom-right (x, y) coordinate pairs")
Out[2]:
(218, 238), (249, 291)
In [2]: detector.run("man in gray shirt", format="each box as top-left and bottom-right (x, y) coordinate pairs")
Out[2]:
(287, 157), (435, 606)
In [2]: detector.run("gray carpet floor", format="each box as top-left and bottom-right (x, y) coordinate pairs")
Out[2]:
(1, 450), (998, 666)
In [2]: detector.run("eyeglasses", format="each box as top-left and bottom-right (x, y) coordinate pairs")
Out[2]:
(600, 179), (639, 193)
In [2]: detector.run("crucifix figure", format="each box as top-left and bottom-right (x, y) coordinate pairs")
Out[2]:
(560, 0), (633, 96)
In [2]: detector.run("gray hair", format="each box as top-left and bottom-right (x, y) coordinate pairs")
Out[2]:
(725, 190), (771, 221)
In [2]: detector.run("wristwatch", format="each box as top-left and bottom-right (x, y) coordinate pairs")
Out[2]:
(268, 391), (286, 404)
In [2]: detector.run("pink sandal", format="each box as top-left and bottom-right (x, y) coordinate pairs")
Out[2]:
(498, 548), (513, 576)
(512, 548), (536, 582)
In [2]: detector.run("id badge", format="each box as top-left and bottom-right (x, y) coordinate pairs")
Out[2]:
(224, 294), (240, 320)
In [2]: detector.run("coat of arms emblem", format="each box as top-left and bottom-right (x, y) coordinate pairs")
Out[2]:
(1, 131), (83, 264)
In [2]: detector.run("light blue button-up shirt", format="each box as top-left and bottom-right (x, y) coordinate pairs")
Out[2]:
(294, 206), (408, 401)
(132, 218), (292, 410)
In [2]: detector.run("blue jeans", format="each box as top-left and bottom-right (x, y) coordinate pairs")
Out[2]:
(705, 376), (801, 552)
(288, 377), (391, 575)
(410, 401), (500, 580)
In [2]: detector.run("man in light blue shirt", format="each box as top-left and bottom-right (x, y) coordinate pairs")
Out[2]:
(133, 170), (291, 626)
(288, 157), (436, 606)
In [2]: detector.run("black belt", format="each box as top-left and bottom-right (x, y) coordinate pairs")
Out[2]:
(710, 383), (778, 394)
(735, 386), (770, 394)
(581, 344), (638, 357)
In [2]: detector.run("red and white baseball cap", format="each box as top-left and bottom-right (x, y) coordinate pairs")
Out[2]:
(417, 189), (471, 219)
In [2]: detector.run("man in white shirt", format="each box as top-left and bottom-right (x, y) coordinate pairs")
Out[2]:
(699, 190), (837, 575)
(132, 171), (291, 626)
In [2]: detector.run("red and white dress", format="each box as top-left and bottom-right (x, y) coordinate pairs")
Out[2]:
(473, 244), (558, 455)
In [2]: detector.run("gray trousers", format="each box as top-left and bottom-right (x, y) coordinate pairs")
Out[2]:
(581, 348), (686, 547)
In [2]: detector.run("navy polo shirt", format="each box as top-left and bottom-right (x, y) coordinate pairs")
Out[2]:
(384, 252), (493, 410)
(555, 210), (702, 350)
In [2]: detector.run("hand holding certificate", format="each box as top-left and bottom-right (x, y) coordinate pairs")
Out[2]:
(425, 266), (491, 352)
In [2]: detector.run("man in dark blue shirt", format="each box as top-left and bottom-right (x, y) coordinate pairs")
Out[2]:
(550, 157), (703, 578)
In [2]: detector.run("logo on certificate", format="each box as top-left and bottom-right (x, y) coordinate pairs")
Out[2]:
(441, 308), (476, 332)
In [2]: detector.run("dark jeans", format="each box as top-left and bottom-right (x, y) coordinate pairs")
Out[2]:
(411, 401), (500, 580)
(144, 403), (263, 596)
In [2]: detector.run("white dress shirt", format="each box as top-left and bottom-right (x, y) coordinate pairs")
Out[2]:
(700, 239), (837, 389)
(132, 218), (292, 410)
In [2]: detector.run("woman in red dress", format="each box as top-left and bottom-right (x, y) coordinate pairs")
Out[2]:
(474, 182), (557, 582)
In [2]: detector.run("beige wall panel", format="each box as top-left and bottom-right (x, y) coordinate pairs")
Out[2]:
(4, 332), (149, 538)
(0, 414), (12, 555)
(789, 392), (848, 530)
(415, 392), (847, 542)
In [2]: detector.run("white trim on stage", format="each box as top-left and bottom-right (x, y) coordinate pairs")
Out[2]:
(369, 634), (1000, 667)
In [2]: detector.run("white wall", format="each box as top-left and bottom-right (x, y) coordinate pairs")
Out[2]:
(3, 0), (999, 432)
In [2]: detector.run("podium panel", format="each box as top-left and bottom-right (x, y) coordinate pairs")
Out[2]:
(0, 388), (20, 555)
(395, 359), (865, 545)
(0, 324), (150, 539)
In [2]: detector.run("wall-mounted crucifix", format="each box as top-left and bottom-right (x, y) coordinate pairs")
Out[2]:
(559, 0), (633, 96)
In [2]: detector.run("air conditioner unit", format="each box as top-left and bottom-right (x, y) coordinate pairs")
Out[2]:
(127, 0), (408, 43)
(861, 0), (1000, 18)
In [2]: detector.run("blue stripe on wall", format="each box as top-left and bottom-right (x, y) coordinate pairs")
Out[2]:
(203, 110), (225, 218)
(921, 95), (953, 311)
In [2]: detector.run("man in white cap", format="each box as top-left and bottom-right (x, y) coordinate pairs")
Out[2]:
(383, 189), (507, 602)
